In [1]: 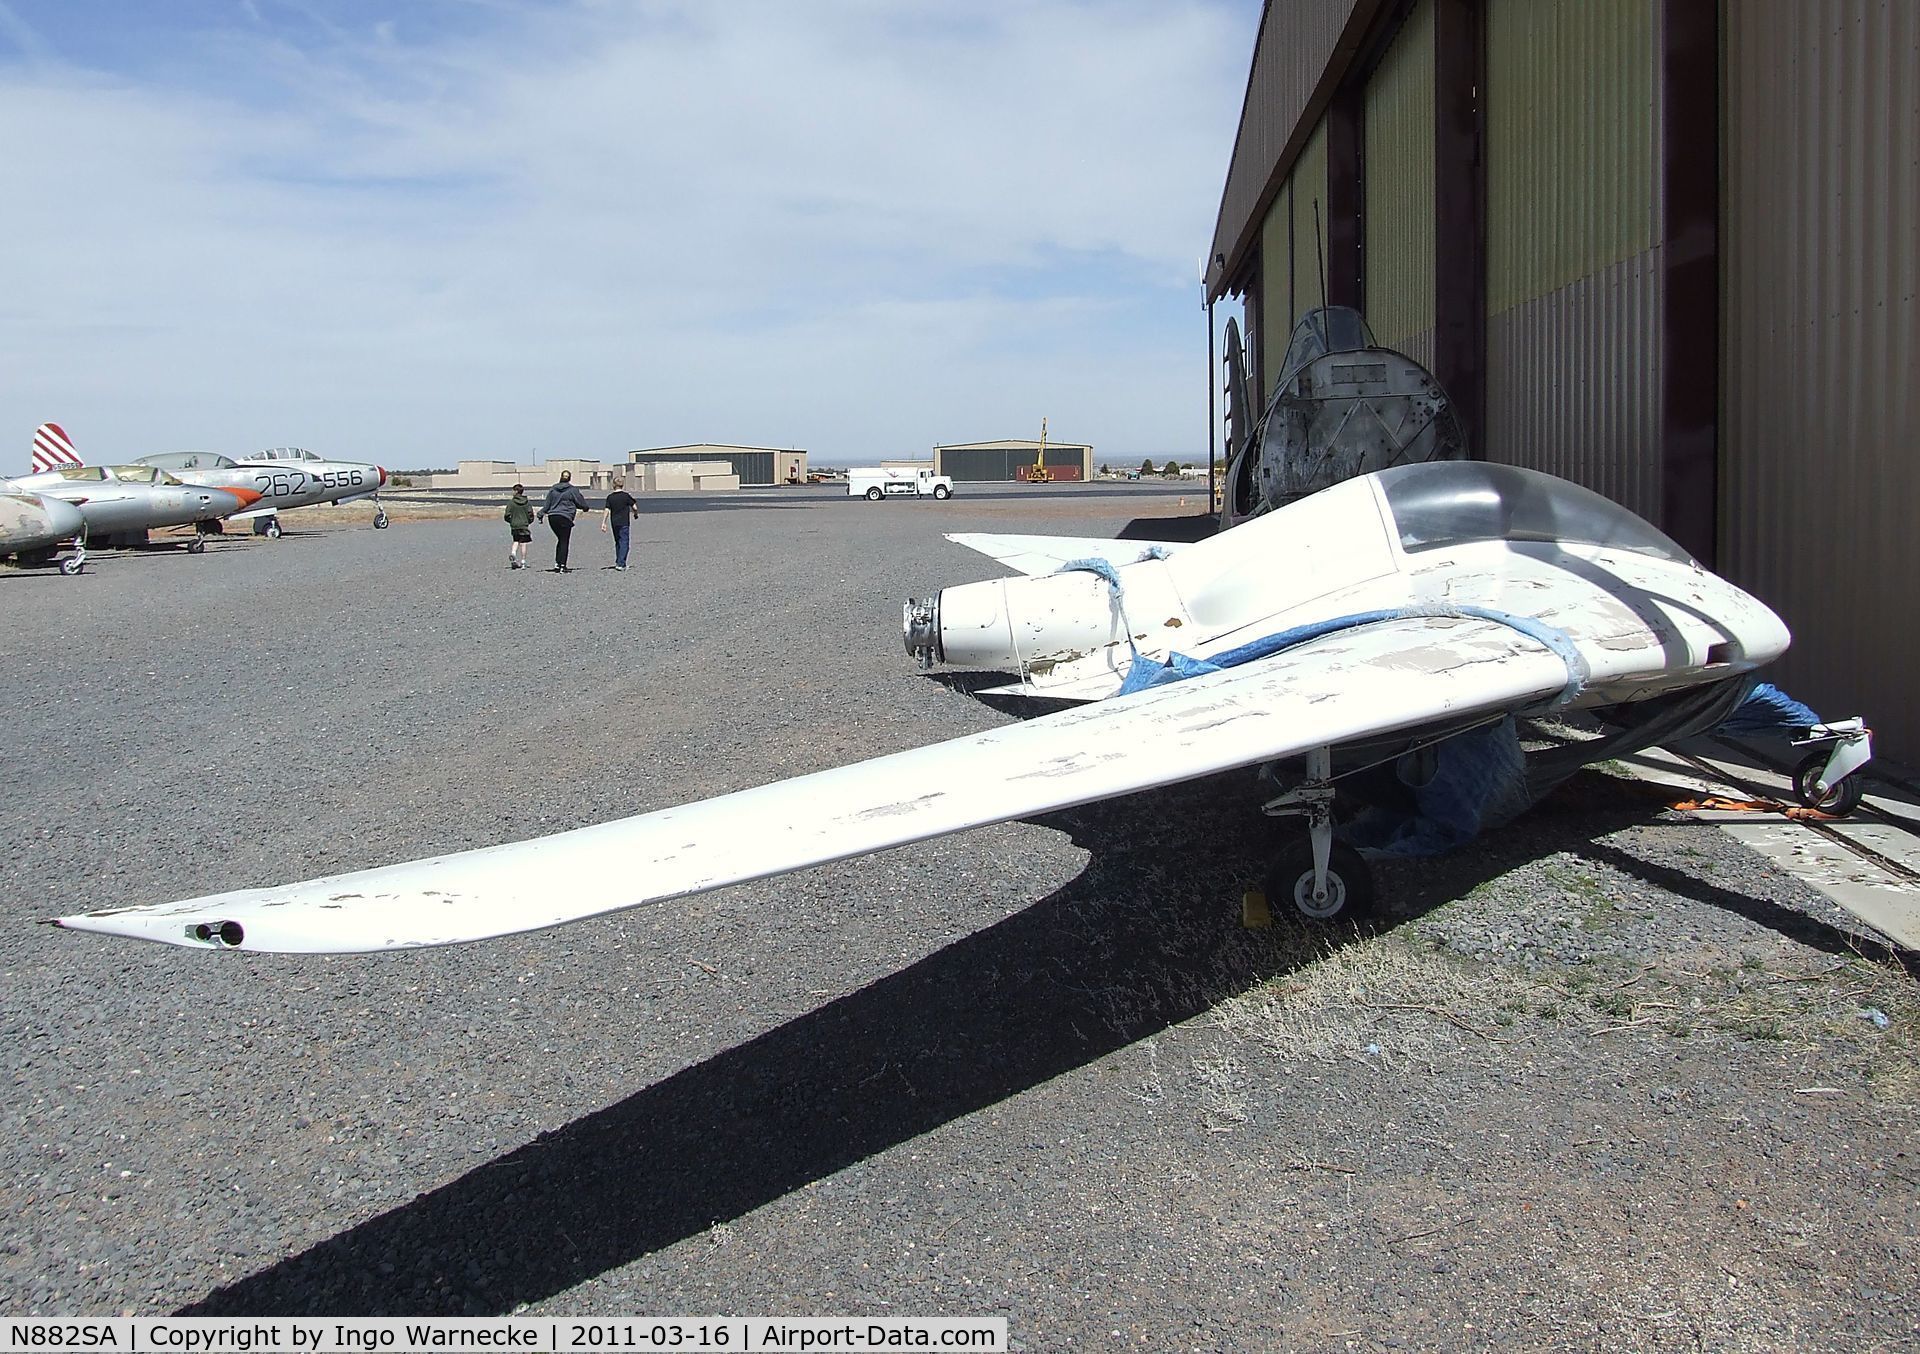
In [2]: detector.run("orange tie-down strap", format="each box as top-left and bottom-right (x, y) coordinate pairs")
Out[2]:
(1669, 795), (1839, 822)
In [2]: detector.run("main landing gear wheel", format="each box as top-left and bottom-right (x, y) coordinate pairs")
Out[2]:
(1792, 752), (1864, 817)
(865, 487), (883, 501)
(1266, 838), (1375, 923)
(187, 536), (206, 555)
(264, 518), (283, 539)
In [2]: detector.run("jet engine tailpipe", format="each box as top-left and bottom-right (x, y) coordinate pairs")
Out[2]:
(903, 596), (942, 668)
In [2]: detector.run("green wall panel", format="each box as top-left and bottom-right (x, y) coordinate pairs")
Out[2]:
(1362, 0), (1435, 352)
(1486, 0), (1656, 314)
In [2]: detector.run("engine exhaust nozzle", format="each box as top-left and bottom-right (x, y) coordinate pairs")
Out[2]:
(902, 596), (942, 668)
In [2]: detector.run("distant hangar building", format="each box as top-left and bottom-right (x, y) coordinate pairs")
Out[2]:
(626, 444), (807, 487)
(1207, 0), (1917, 760)
(934, 438), (1094, 483)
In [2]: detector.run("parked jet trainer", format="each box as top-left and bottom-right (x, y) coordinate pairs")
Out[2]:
(53, 461), (1867, 954)
(138, 446), (391, 535)
(6, 454), (261, 553)
(30, 425), (390, 537)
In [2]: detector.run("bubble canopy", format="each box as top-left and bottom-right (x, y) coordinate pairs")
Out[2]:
(1377, 461), (1693, 564)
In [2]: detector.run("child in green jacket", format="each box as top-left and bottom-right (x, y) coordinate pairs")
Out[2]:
(503, 485), (534, 569)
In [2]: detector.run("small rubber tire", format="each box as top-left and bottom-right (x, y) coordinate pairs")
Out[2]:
(1792, 752), (1864, 817)
(264, 520), (282, 539)
(1265, 839), (1375, 923)
(865, 487), (883, 501)
(187, 537), (206, 555)
(373, 511), (391, 529)
(932, 485), (951, 500)
(59, 557), (83, 576)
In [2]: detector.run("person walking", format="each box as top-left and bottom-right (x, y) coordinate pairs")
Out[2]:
(502, 483), (534, 569)
(537, 469), (591, 572)
(600, 477), (638, 570)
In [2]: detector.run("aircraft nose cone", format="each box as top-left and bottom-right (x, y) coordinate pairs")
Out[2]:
(377, 466), (388, 487)
(46, 496), (85, 537)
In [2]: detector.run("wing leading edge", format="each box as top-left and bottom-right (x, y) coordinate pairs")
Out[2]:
(54, 616), (1574, 954)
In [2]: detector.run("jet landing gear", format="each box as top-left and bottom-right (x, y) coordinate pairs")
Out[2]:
(58, 528), (88, 576)
(1259, 746), (1376, 923)
(371, 494), (390, 529)
(1789, 718), (1872, 817)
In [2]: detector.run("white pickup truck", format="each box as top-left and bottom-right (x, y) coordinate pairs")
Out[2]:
(848, 467), (954, 501)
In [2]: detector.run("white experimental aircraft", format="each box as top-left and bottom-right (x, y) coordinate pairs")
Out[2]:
(55, 461), (1838, 953)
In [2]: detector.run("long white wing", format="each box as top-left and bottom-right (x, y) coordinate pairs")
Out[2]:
(54, 616), (1573, 954)
(945, 532), (1186, 577)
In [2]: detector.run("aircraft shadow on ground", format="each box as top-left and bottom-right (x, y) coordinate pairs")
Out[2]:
(179, 771), (1877, 1317)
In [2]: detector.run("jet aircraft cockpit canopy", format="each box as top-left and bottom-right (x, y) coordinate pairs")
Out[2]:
(141, 451), (239, 470)
(102, 465), (187, 485)
(1377, 462), (1694, 565)
(253, 447), (321, 462)
(55, 466), (107, 481)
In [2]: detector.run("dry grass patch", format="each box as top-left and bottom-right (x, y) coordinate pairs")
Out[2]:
(1200, 929), (1537, 1070)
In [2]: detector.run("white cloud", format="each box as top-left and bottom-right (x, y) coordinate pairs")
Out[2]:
(0, 0), (1253, 467)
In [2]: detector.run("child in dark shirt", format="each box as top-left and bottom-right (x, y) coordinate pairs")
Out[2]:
(601, 478), (638, 570)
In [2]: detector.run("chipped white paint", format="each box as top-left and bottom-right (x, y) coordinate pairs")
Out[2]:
(945, 534), (1188, 578)
(59, 463), (1796, 956)
(936, 471), (1785, 704)
(60, 617), (1572, 953)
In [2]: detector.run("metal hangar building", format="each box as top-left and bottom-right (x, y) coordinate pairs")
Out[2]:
(1206, 0), (1917, 760)
(933, 438), (1096, 483)
(625, 444), (808, 487)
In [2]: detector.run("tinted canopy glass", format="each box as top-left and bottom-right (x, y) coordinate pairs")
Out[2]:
(142, 451), (238, 470)
(1378, 461), (1692, 563)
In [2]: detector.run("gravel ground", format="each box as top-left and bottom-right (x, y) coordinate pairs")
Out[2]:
(2, 487), (1915, 1350)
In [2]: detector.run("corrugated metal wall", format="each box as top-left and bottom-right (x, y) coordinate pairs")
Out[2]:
(936, 446), (1095, 482)
(1211, 0), (1366, 291)
(1722, 0), (1920, 756)
(1482, 0), (1663, 515)
(1259, 190), (1294, 395)
(1362, 0), (1435, 369)
(1256, 121), (1330, 398)
(1290, 122), (1332, 340)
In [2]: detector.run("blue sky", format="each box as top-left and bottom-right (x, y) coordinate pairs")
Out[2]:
(0, 1), (1257, 469)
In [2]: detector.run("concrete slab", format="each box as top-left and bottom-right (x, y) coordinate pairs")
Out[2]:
(1605, 743), (1920, 951)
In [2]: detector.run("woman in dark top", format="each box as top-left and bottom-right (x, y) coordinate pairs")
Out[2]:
(537, 470), (592, 572)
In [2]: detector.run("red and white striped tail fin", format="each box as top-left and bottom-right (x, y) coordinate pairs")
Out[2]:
(31, 422), (81, 473)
